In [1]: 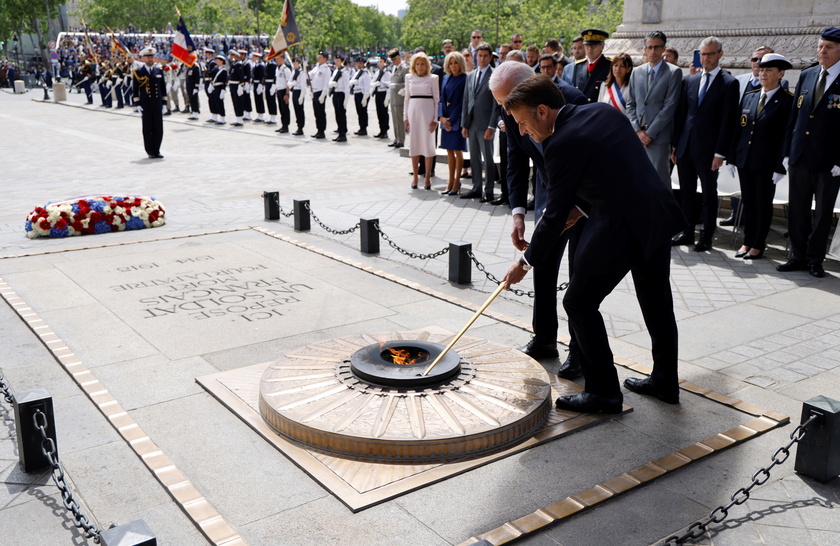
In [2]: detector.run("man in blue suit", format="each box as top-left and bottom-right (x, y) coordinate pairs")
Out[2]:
(501, 76), (684, 413)
(780, 26), (840, 278)
(672, 36), (740, 252)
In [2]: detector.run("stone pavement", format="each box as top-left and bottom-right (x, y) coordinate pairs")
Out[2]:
(0, 90), (837, 545)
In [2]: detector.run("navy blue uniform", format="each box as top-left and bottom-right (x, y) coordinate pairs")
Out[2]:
(132, 64), (167, 157)
(571, 56), (610, 103)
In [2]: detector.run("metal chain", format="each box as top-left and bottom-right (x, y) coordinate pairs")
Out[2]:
(663, 413), (821, 545)
(276, 204), (295, 218)
(374, 223), (449, 260)
(303, 202), (360, 235)
(467, 250), (568, 298)
(33, 409), (101, 543)
(0, 370), (14, 405)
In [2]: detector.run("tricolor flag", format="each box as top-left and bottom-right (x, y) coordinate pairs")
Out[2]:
(266, 0), (302, 61)
(110, 34), (131, 58)
(171, 15), (198, 67)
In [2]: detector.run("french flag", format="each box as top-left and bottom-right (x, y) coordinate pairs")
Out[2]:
(171, 15), (197, 67)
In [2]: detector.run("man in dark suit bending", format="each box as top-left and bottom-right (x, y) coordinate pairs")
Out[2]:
(501, 75), (684, 414)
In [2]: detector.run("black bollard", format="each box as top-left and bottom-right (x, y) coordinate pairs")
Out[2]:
(99, 520), (157, 546)
(449, 241), (472, 284)
(794, 395), (839, 483)
(293, 199), (310, 231)
(262, 191), (279, 220)
(13, 388), (57, 472)
(360, 218), (379, 254)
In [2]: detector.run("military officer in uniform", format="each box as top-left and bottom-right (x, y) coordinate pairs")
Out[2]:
(728, 53), (793, 260)
(185, 54), (202, 120)
(240, 49), (254, 121)
(132, 46), (167, 159)
(202, 47), (216, 123)
(780, 26), (840, 277)
(388, 48), (408, 148)
(264, 51), (279, 126)
(210, 54), (228, 125)
(371, 56), (391, 138)
(352, 57), (371, 136)
(329, 53), (351, 142)
(251, 51), (266, 122)
(309, 51), (331, 139)
(572, 29), (611, 102)
(289, 58), (307, 135)
(78, 56), (95, 104)
(228, 49), (247, 126)
(273, 55), (293, 132)
(99, 61), (113, 108)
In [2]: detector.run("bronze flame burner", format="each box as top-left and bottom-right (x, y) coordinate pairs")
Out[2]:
(349, 340), (461, 388)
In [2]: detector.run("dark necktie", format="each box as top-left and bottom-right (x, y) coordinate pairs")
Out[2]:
(474, 69), (482, 92)
(815, 69), (828, 104)
(756, 92), (766, 117)
(698, 73), (711, 103)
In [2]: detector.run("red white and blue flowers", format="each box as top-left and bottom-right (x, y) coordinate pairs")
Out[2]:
(25, 196), (166, 239)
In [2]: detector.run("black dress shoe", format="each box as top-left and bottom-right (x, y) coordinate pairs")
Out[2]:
(479, 197), (489, 203)
(312, 132), (326, 139)
(556, 352), (582, 379)
(519, 337), (559, 360)
(671, 234), (694, 246)
(333, 135), (347, 142)
(388, 141), (398, 147)
(292, 129), (304, 136)
(555, 392), (623, 414)
(809, 263), (826, 278)
(719, 215), (736, 226)
(460, 191), (481, 199)
(693, 240), (712, 252)
(354, 130), (367, 136)
(231, 122), (243, 127)
(395, 142), (404, 148)
(374, 132), (388, 138)
(490, 198), (509, 206)
(777, 259), (807, 272)
(624, 377), (679, 404)
(148, 153), (164, 159)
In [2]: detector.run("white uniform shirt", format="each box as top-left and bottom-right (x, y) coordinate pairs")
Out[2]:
(309, 62), (331, 92)
(372, 67), (391, 93)
(354, 67), (371, 96)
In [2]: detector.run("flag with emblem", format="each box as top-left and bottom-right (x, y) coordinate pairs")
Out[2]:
(266, 0), (302, 61)
(171, 15), (198, 67)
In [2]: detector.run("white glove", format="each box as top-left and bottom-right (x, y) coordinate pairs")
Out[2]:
(237, 85), (244, 96)
(137, 105), (143, 113)
(106, 81), (112, 89)
(192, 87), (198, 95)
(329, 81), (338, 89)
(727, 164), (736, 178)
(371, 80), (379, 89)
(247, 83), (253, 93)
(783, 157), (790, 171)
(206, 83), (213, 94)
(298, 92), (305, 105)
(344, 93), (351, 108)
(318, 92), (327, 104)
(257, 84), (264, 94)
(289, 80), (297, 89)
(362, 95), (369, 107)
(162, 104), (167, 114)
(772, 172), (785, 184)
(349, 78), (358, 86)
(832, 165), (840, 177)
(384, 94), (391, 107)
(398, 88), (405, 96)
(115, 78), (122, 85)
(220, 89), (226, 100)
(269, 84), (276, 95)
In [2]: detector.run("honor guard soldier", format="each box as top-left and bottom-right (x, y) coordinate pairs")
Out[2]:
(240, 49), (253, 120)
(289, 57), (307, 135)
(371, 56), (391, 138)
(309, 51), (331, 138)
(264, 51), (279, 126)
(120, 61), (133, 107)
(78, 56), (94, 104)
(250, 51), (266, 122)
(228, 49), (247, 126)
(110, 62), (124, 108)
(201, 47), (216, 122)
(132, 46), (167, 159)
(329, 53), (351, 141)
(352, 57), (371, 136)
(273, 55), (293, 132)
(572, 29), (611, 102)
(185, 54), (202, 120)
(209, 54), (228, 125)
(99, 61), (113, 107)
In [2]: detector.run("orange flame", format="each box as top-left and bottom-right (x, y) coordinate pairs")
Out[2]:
(387, 348), (417, 365)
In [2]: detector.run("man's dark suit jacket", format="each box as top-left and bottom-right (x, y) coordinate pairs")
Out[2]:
(572, 55), (611, 103)
(786, 63), (840, 171)
(729, 87), (793, 174)
(523, 103), (684, 270)
(673, 70), (740, 163)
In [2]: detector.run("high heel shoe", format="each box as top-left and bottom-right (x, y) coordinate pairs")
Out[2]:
(734, 248), (750, 258)
(744, 249), (764, 260)
(411, 184), (418, 190)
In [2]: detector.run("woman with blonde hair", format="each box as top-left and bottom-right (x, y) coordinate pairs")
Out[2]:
(438, 51), (468, 195)
(404, 52), (440, 190)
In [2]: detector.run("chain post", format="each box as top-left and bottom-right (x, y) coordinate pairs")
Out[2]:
(0, 369), (14, 405)
(360, 218), (380, 254)
(12, 388), (56, 472)
(293, 199), (310, 231)
(794, 395), (838, 482)
(449, 241), (472, 284)
(262, 191), (280, 220)
(99, 520), (157, 546)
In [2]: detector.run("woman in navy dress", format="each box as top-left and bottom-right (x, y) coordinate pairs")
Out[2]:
(438, 51), (468, 195)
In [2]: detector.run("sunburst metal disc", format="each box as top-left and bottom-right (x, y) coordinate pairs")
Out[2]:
(258, 331), (553, 463)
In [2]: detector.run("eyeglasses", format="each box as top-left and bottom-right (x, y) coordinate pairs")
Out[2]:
(471, 36), (482, 40)
(512, 40), (522, 44)
(750, 57), (761, 62)
(644, 44), (664, 50)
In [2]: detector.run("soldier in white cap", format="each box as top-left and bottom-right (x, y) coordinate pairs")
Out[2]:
(251, 51), (266, 122)
(132, 46), (167, 159)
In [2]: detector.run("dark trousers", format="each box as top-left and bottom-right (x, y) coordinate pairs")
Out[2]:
(498, 131), (509, 202)
(265, 91), (277, 115)
(115, 86), (124, 108)
(738, 168), (776, 251)
(677, 156), (719, 241)
(80, 80), (93, 103)
(229, 84), (244, 117)
(242, 88), (252, 113)
(354, 93), (368, 130)
(253, 88), (265, 114)
(332, 92), (347, 135)
(277, 89), (290, 127)
(292, 90), (305, 129)
(313, 91), (326, 132)
(99, 84), (112, 107)
(210, 89), (225, 117)
(374, 91), (389, 134)
(788, 163), (840, 264)
(140, 107), (164, 156)
(563, 223), (677, 398)
(188, 88), (200, 113)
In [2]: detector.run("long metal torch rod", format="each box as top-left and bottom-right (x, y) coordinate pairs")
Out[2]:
(423, 282), (506, 376)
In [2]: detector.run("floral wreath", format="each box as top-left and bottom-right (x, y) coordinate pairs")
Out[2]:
(25, 195), (166, 239)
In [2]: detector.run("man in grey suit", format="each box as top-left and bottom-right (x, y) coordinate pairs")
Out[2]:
(626, 30), (683, 186)
(461, 42), (500, 202)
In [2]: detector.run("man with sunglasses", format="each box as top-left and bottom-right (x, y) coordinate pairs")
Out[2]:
(469, 30), (484, 61)
(510, 34), (524, 51)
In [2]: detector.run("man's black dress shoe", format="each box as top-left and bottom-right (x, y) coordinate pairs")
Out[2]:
(490, 198), (509, 206)
(148, 153), (164, 159)
(809, 263), (826, 278)
(292, 129), (304, 136)
(777, 259), (807, 272)
(278, 127), (289, 133)
(388, 141), (398, 147)
(354, 130), (367, 136)
(555, 392), (623, 414)
(557, 352), (582, 379)
(333, 135), (347, 142)
(519, 337), (559, 360)
(693, 240), (712, 252)
(624, 377), (679, 404)
(671, 234), (694, 246)
(311, 132), (326, 139)
(374, 132), (388, 138)
(460, 191), (481, 199)
(394, 142), (404, 148)
(479, 197), (489, 203)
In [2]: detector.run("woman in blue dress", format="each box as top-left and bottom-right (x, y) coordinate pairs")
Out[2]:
(437, 51), (468, 195)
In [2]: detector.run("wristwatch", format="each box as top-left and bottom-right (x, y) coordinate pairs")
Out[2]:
(518, 258), (532, 271)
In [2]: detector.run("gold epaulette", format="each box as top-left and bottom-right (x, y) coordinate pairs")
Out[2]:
(744, 88), (761, 95)
(575, 58), (587, 64)
(783, 88), (794, 96)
